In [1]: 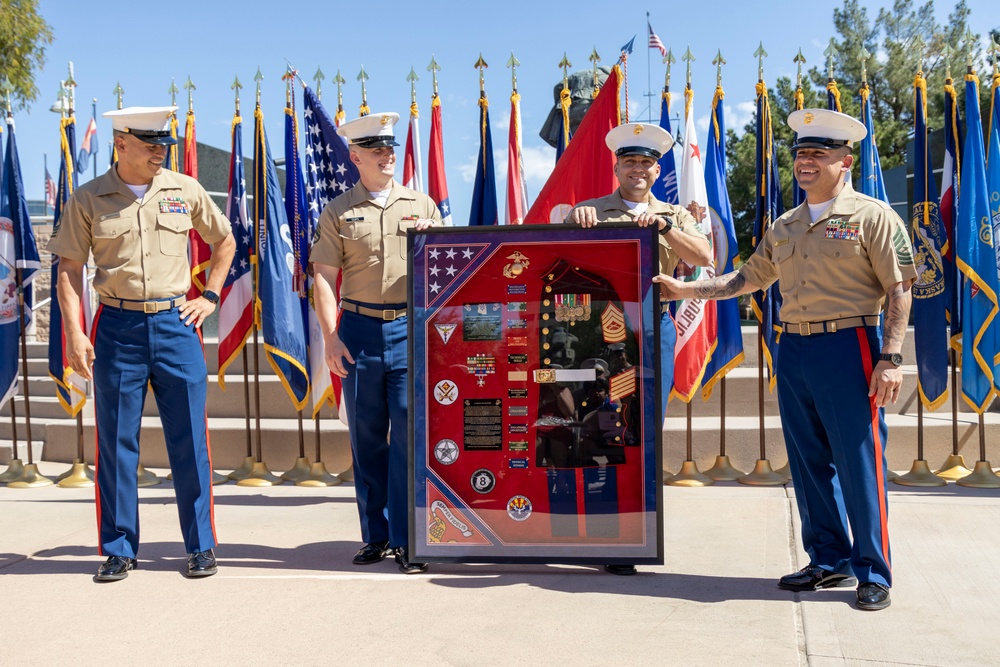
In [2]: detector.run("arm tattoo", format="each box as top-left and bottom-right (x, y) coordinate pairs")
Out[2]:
(694, 272), (747, 299)
(882, 282), (912, 351)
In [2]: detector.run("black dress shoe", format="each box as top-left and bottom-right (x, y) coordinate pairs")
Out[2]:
(352, 541), (389, 565)
(856, 582), (891, 611)
(778, 565), (857, 591)
(394, 547), (428, 574)
(186, 549), (218, 578)
(604, 564), (638, 576)
(94, 556), (137, 582)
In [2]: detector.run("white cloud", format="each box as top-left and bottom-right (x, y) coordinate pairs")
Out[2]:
(521, 145), (556, 185)
(728, 101), (756, 133)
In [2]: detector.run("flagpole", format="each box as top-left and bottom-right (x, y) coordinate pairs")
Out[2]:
(91, 99), (97, 180)
(227, 346), (255, 481)
(646, 11), (652, 121)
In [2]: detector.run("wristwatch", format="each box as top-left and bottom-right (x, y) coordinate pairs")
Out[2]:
(202, 289), (220, 305)
(878, 353), (903, 367)
(658, 217), (674, 235)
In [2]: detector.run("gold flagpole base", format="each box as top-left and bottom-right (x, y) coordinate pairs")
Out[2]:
(211, 471), (229, 485)
(227, 456), (256, 481)
(704, 455), (746, 481)
(665, 460), (715, 487)
(235, 461), (284, 487)
(137, 464), (162, 487)
(338, 466), (354, 483)
(935, 454), (973, 481)
(57, 461), (96, 488)
(884, 469), (899, 482)
(738, 459), (788, 486)
(956, 461), (1000, 488)
(7, 463), (55, 488)
(773, 463), (792, 481)
(280, 457), (312, 482)
(0, 458), (26, 483)
(296, 461), (343, 487)
(893, 459), (947, 487)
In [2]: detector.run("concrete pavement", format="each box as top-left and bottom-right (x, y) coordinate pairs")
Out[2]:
(1, 462), (998, 666)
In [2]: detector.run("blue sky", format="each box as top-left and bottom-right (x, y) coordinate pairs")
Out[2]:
(11, 0), (1000, 220)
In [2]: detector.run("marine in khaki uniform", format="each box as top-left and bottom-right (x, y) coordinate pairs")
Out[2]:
(656, 109), (916, 611)
(48, 106), (236, 582)
(566, 122), (713, 576)
(310, 112), (440, 574)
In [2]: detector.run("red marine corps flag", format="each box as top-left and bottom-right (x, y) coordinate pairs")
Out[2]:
(525, 65), (622, 223)
(183, 96), (212, 303)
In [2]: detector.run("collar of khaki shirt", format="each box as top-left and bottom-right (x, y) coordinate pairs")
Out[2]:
(93, 164), (183, 202)
(784, 182), (862, 228)
(598, 189), (671, 216)
(343, 179), (418, 211)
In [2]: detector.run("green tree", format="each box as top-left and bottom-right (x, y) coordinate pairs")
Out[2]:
(0, 0), (53, 110)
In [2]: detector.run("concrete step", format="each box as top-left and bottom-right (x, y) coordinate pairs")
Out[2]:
(38, 416), (354, 475)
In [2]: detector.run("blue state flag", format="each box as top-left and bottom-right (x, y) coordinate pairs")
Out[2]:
(651, 91), (679, 205)
(955, 75), (1000, 412)
(910, 75), (949, 411)
(254, 106), (310, 410)
(1, 116), (42, 408)
(859, 85), (888, 202)
(752, 83), (783, 390)
(701, 86), (744, 399)
(469, 96), (498, 226)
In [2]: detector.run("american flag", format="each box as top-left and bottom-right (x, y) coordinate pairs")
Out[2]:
(217, 116), (254, 387)
(505, 91), (528, 225)
(403, 103), (423, 192)
(302, 86), (358, 417)
(44, 166), (56, 209)
(648, 21), (667, 57)
(428, 95), (453, 225)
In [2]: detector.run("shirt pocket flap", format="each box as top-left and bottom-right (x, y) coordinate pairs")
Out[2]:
(93, 216), (134, 239)
(818, 240), (861, 259)
(156, 212), (194, 233)
(339, 220), (372, 240)
(772, 242), (795, 263)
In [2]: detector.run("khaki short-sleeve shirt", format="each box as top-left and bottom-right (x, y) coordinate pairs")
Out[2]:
(738, 183), (916, 323)
(47, 167), (231, 300)
(309, 181), (441, 304)
(565, 190), (706, 276)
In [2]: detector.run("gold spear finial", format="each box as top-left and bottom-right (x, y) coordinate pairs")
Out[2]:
(793, 48), (806, 88)
(168, 78), (179, 106)
(282, 65), (296, 106)
(682, 46), (694, 88)
(231, 75), (242, 114)
(913, 34), (926, 75)
(964, 29), (976, 72)
(858, 46), (871, 85)
(589, 47), (601, 95)
(407, 67), (419, 105)
(427, 55), (441, 98)
(474, 53), (489, 97)
(313, 67), (324, 100)
(254, 67), (264, 107)
(993, 36), (1000, 76)
(357, 65), (369, 115)
(184, 76), (196, 111)
(713, 49), (726, 88)
(333, 69), (345, 112)
(824, 38), (837, 81)
(558, 52), (572, 90)
(754, 42), (767, 82)
(113, 81), (124, 109)
(663, 48), (676, 89)
(506, 52), (520, 93)
(2, 77), (13, 115)
(65, 62), (77, 113)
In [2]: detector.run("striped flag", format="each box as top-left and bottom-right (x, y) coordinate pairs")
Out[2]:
(651, 88), (679, 205)
(427, 94), (453, 225)
(556, 84), (571, 161)
(184, 109), (212, 302)
(910, 72), (950, 410)
(48, 115), (93, 415)
(76, 115), (98, 174)
(403, 102), (423, 192)
(942, 78), (963, 350)
(44, 166), (56, 209)
(752, 81), (783, 389)
(217, 115), (253, 387)
(671, 87), (717, 402)
(255, 104), (310, 410)
(955, 73), (1000, 412)
(701, 84), (745, 400)
(647, 21), (667, 57)
(469, 91), (498, 227)
(505, 89), (528, 225)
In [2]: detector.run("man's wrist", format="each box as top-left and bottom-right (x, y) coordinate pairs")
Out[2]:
(202, 289), (220, 305)
(658, 217), (674, 235)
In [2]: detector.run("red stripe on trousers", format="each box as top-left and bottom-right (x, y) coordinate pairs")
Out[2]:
(855, 328), (891, 572)
(91, 304), (104, 556)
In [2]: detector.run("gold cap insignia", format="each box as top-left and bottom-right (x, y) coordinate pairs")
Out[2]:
(380, 115), (390, 125)
(633, 125), (644, 135)
(803, 112), (814, 124)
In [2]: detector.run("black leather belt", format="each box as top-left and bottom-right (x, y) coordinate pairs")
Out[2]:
(99, 295), (187, 313)
(782, 315), (880, 336)
(341, 299), (407, 321)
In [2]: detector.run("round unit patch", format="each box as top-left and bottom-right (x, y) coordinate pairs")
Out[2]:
(471, 468), (496, 494)
(434, 379), (459, 405)
(506, 495), (532, 521)
(433, 439), (459, 466)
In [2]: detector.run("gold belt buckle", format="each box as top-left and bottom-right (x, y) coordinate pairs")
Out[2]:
(534, 369), (556, 383)
(144, 302), (158, 314)
(383, 309), (397, 320)
(827, 320), (838, 333)
(796, 322), (811, 336)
